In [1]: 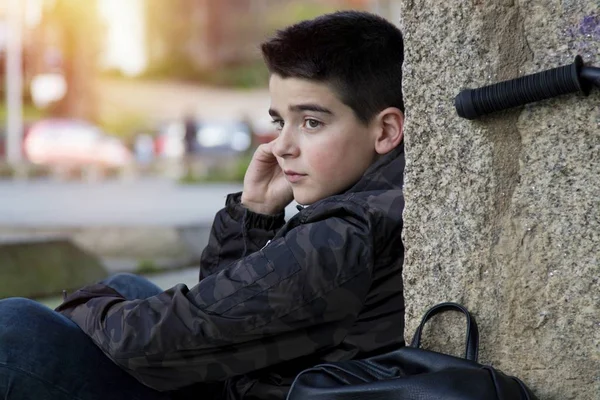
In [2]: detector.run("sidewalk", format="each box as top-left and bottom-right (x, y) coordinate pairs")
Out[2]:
(0, 179), (298, 269)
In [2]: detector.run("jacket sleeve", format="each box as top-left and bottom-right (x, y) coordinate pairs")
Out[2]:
(199, 192), (286, 280)
(56, 207), (373, 392)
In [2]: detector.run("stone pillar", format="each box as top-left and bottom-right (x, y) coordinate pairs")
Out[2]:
(398, 1), (599, 399)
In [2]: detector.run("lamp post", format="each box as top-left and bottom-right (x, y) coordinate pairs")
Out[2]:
(5, 0), (23, 166)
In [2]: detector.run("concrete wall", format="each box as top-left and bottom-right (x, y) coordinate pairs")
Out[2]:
(0, 236), (107, 298)
(0, 225), (212, 274)
(398, 1), (599, 399)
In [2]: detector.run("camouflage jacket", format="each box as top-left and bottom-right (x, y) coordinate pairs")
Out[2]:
(57, 144), (406, 400)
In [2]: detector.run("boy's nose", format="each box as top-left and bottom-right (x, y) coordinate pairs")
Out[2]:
(272, 128), (299, 158)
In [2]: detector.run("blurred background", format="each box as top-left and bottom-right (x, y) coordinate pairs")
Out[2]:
(0, 0), (400, 305)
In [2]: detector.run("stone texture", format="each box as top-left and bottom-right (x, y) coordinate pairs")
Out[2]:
(0, 235), (108, 298)
(398, 1), (599, 398)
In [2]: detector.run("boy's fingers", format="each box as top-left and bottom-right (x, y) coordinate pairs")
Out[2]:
(255, 142), (277, 161)
(260, 141), (275, 153)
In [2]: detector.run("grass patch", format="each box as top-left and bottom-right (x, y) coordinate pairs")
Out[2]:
(209, 62), (270, 89)
(0, 103), (47, 122)
(178, 154), (252, 184)
(140, 61), (269, 89)
(0, 163), (13, 178)
(135, 259), (161, 275)
(97, 112), (149, 141)
(0, 162), (51, 179)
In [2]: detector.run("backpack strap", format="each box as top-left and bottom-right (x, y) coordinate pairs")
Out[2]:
(409, 302), (479, 362)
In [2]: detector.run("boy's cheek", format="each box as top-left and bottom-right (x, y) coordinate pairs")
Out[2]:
(306, 151), (337, 178)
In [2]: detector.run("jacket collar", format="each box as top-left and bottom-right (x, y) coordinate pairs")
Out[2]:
(295, 144), (405, 212)
(345, 143), (405, 194)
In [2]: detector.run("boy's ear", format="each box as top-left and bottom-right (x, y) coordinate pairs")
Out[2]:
(373, 107), (404, 155)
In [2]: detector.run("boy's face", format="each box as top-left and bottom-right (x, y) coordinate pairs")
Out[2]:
(269, 75), (378, 205)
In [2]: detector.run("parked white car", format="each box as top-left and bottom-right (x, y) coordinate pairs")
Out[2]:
(24, 119), (132, 169)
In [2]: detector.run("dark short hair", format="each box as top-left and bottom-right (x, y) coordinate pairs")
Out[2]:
(261, 10), (404, 124)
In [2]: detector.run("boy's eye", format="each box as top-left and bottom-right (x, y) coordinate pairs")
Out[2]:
(271, 119), (284, 131)
(303, 118), (322, 130)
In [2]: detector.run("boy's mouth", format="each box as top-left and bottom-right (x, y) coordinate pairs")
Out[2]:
(284, 170), (307, 183)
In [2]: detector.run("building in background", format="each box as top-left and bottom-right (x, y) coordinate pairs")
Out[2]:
(370, 0), (402, 26)
(144, 0), (373, 74)
(2, 0), (396, 123)
(57, 0), (388, 80)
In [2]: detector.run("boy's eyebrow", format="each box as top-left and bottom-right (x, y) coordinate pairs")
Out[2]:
(289, 104), (333, 114)
(268, 104), (333, 118)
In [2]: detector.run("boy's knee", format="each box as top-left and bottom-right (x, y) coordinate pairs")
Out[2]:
(0, 297), (82, 354)
(100, 272), (161, 300)
(0, 297), (44, 317)
(102, 272), (139, 286)
(0, 298), (49, 336)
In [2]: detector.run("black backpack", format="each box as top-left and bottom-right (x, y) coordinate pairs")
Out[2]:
(287, 302), (538, 400)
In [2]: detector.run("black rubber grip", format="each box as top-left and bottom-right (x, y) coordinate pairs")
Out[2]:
(455, 55), (589, 120)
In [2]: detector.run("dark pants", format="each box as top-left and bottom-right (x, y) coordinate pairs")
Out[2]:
(0, 273), (186, 400)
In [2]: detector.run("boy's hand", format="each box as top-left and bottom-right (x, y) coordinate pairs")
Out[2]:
(241, 141), (294, 215)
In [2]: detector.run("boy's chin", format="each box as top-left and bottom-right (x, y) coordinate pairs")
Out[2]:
(293, 188), (329, 206)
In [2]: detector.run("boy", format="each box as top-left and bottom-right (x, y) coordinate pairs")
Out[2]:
(0, 10), (406, 400)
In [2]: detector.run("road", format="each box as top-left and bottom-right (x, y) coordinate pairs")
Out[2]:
(0, 178), (298, 227)
(0, 178), (241, 227)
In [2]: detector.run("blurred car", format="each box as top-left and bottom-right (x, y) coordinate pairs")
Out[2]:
(154, 119), (252, 159)
(24, 119), (132, 169)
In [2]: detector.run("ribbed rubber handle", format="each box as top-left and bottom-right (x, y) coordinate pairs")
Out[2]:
(455, 56), (587, 120)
